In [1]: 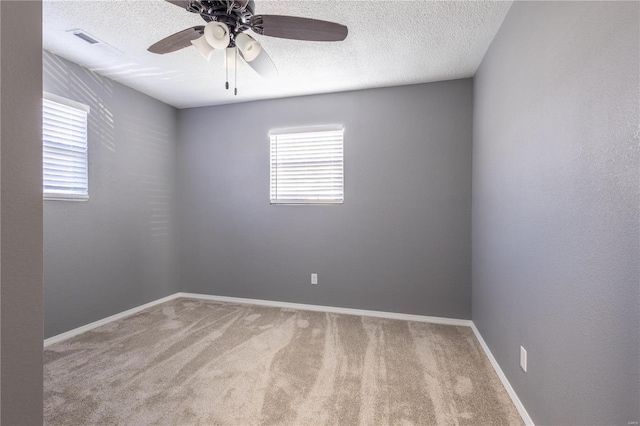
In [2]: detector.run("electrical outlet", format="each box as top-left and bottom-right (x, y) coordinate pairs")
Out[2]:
(520, 346), (527, 372)
(311, 273), (318, 285)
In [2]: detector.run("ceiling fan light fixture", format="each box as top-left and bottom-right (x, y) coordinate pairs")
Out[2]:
(190, 35), (215, 60)
(204, 22), (230, 50)
(151, 0), (348, 82)
(235, 32), (261, 62)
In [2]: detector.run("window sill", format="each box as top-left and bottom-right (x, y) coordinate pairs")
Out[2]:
(44, 195), (89, 202)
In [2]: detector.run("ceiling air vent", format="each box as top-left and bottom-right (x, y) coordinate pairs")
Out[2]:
(66, 29), (123, 56)
(72, 30), (100, 45)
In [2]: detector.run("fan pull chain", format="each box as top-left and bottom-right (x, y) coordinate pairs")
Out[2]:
(225, 53), (229, 90)
(234, 48), (238, 96)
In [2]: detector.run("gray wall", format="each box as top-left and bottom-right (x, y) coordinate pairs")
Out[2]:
(0, 1), (44, 423)
(43, 52), (180, 338)
(472, 2), (639, 425)
(178, 80), (473, 319)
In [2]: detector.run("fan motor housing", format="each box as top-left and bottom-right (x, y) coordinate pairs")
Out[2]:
(191, 0), (256, 39)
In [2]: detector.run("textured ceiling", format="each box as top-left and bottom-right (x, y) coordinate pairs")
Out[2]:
(43, 0), (512, 109)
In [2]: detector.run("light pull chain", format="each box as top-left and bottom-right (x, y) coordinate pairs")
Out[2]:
(225, 51), (229, 90)
(234, 48), (238, 96)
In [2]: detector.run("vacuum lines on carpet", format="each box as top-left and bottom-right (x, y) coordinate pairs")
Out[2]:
(44, 298), (523, 425)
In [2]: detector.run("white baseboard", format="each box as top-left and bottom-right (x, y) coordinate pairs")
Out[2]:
(177, 292), (473, 327)
(471, 323), (534, 426)
(43, 293), (180, 347)
(44, 292), (470, 346)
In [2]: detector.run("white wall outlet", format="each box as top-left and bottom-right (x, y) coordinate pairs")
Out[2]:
(311, 273), (318, 285)
(520, 346), (527, 372)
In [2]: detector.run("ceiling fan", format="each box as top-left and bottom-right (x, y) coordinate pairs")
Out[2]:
(148, 0), (349, 93)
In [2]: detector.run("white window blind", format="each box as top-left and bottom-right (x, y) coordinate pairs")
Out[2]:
(43, 94), (89, 201)
(270, 126), (344, 204)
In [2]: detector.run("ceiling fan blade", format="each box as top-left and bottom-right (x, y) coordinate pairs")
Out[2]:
(165, 0), (191, 9)
(148, 26), (204, 54)
(251, 15), (348, 42)
(239, 46), (278, 79)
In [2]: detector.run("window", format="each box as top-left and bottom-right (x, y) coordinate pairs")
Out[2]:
(270, 126), (344, 204)
(42, 93), (89, 201)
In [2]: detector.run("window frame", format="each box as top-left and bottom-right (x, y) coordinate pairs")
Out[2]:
(42, 92), (90, 202)
(269, 125), (345, 206)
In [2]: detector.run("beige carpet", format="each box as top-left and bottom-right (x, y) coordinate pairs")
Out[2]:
(44, 298), (523, 425)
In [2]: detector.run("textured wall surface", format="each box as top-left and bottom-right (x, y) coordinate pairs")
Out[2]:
(178, 81), (473, 319)
(43, 52), (180, 338)
(472, 2), (640, 425)
(0, 1), (44, 423)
